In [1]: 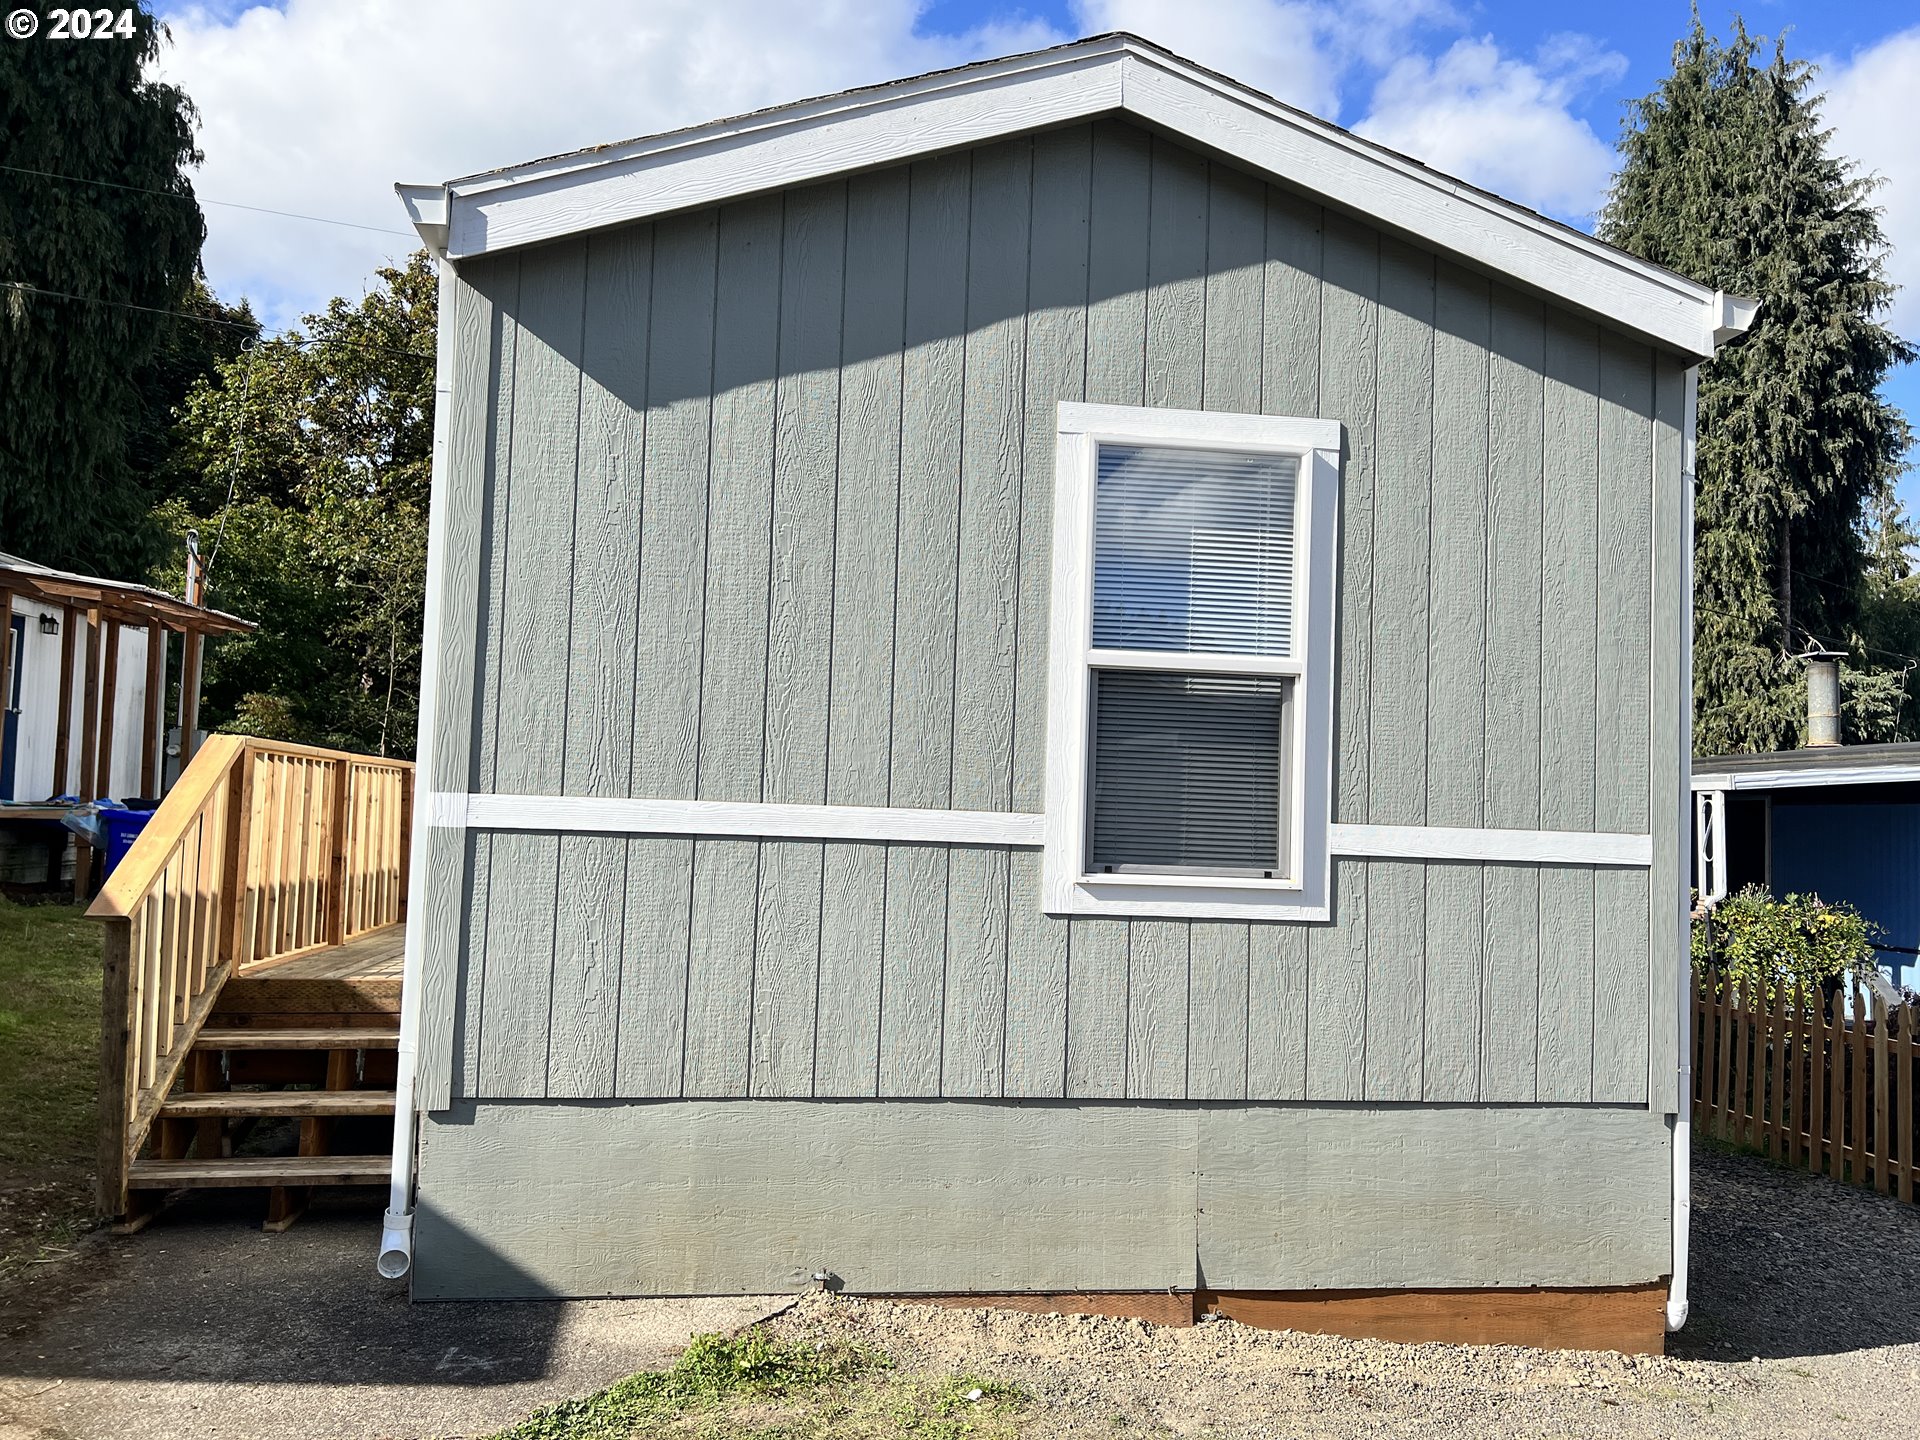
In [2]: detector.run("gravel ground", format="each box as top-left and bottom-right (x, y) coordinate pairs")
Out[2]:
(760, 1144), (1920, 1440)
(1, 1145), (1916, 1439)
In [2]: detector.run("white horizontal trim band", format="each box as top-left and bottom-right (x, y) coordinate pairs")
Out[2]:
(1329, 823), (1652, 867)
(456, 794), (1046, 846)
(430, 795), (1651, 866)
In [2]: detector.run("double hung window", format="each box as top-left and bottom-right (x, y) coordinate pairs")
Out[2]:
(1043, 404), (1341, 920)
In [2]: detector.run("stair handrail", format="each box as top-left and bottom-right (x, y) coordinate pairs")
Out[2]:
(88, 734), (248, 1218)
(87, 735), (415, 1218)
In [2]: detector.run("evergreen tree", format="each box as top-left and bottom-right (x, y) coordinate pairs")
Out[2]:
(1600, 15), (1913, 755)
(0, 3), (206, 573)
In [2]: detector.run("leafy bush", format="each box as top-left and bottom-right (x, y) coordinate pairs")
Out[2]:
(1692, 886), (1880, 1002)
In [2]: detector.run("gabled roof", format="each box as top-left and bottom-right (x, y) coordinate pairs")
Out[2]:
(397, 32), (1755, 361)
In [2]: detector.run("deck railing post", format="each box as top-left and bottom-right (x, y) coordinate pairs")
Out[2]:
(326, 759), (352, 946)
(396, 765), (414, 921)
(96, 916), (134, 1218)
(219, 745), (255, 968)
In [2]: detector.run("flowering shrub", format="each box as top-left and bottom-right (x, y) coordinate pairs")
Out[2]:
(1691, 885), (1880, 1003)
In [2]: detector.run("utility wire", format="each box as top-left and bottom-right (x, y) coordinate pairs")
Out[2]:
(0, 280), (432, 362)
(0, 161), (417, 238)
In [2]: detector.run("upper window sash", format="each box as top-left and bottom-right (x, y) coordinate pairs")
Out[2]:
(1043, 402), (1343, 923)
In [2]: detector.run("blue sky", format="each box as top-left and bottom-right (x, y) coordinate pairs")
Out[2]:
(151, 0), (1917, 507)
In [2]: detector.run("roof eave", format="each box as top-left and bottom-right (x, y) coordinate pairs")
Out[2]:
(396, 33), (1750, 360)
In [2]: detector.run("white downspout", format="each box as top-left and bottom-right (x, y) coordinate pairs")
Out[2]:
(379, 230), (458, 1281)
(1668, 363), (1701, 1333)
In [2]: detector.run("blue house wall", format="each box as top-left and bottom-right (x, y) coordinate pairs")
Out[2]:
(1769, 799), (1920, 991)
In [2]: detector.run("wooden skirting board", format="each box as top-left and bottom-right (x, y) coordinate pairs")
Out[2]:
(881, 1284), (1669, 1354)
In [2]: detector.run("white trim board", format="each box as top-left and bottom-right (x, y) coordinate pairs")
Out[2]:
(1691, 765), (1920, 793)
(430, 793), (1651, 868)
(1331, 824), (1652, 868)
(397, 35), (1752, 361)
(458, 794), (1046, 847)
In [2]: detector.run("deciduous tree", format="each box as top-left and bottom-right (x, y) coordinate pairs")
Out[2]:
(161, 254), (435, 756)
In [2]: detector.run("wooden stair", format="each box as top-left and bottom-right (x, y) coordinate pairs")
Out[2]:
(123, 1015), (401, 1233)
(129, 1155), (393, 1188)
(196, 1027), (400, 1050)
(159, 1090), (397, 1119)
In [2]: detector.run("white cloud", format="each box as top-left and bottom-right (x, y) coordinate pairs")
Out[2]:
(1353, 35), (1625, 221)
(151, 0), (1065, 329)
(1818, 26), (1920, 345)
(1071, 0), (1459, 117)
(151, 0), (1632, 329)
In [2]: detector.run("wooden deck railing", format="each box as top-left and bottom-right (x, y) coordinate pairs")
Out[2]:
(1692, 972), (1917, 1205)
(87, 736), (414, 1215)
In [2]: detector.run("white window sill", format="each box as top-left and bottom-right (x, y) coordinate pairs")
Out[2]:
(1045, 875), (1330, 922)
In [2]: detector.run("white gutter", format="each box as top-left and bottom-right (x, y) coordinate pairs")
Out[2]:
(380, 191), (455, 1280)
(1668, 362), (1701, 1334)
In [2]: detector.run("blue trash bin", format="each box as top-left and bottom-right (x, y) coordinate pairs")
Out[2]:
(100, 807), (157, 877)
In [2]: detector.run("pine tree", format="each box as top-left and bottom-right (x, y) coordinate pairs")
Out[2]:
(1600, 15), (1913, 755)
(0, 3), (206, 573)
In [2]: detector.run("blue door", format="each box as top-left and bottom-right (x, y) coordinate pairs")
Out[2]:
(0, 614), (22, 800)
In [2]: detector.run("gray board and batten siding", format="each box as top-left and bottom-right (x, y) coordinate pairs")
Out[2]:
(410, 117), (1688, 1294)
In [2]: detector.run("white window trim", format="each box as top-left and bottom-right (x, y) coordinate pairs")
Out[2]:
(1042, 402), (1342, 922)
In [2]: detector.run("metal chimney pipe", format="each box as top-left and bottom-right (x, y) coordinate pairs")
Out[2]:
(1806, 654), (1842, 747)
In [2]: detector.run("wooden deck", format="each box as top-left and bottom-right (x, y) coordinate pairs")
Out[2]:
(262, 925), (404, 980)
(214, 924), (405, 1023)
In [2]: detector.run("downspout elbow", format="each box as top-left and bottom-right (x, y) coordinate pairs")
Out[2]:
(378, 1207), (415, 1279)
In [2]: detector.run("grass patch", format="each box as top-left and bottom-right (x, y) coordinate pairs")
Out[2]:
(492, 1328), (1032, 1440)
(0, 898), (102, 1284)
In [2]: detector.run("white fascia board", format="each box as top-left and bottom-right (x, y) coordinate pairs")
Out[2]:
(1691, 764), (1920, 793)
(443, 43), (1124, 258)
(417, 34), (1742, 359)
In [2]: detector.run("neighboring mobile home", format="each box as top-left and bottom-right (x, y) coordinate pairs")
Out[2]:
(0, 552), (251, 889)
(1695, 739), (1920, 996)
(384, 34), (1755, 1350)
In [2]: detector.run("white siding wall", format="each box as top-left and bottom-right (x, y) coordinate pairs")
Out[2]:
(5, 597), (155, 802)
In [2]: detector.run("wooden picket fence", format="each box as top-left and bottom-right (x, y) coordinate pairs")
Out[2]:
(1691, 972), (1917, 1204)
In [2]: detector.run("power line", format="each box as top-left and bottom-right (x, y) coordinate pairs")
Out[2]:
(0, 280), (433, 362)
(0, 161), (417, 238)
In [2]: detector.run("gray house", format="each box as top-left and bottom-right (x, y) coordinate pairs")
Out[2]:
(384, 34), (1754, 1351)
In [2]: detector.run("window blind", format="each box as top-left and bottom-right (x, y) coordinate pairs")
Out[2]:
(1088, 670), (1284, 873)
(1091, 443), (1298, 656)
